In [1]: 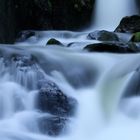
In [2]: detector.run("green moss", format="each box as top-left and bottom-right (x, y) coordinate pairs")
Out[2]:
(131, 32), (140, 42)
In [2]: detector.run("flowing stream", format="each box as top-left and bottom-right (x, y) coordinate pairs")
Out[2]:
(0, 1), (140, 140)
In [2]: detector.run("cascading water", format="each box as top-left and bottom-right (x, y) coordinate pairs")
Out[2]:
(0, 43), (140, 140)
(0, 1), (140, 140)
(89, 0), (138, 30)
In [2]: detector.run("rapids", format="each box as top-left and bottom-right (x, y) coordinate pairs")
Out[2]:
(0, 43), (140, 140)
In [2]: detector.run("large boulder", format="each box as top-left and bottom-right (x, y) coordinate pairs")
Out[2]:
(88, 30), (119, 41)
(115, 15), (140, 33)
(37, 79), (77, 117)
(84, 42), (137, 53)
(0, 0), (16, 43)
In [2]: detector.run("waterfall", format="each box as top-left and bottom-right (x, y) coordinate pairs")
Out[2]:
(0, 42), (140, 140)
(0, 0), (140, 140)
(89, 0), (138, 30)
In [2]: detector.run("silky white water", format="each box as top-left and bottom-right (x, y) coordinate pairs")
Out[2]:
(0, 43), (140, 140)
(0, 0), (140, 140)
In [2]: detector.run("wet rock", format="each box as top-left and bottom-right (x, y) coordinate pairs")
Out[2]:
(115, 15), (140, 33)
(37, 79), (77, 117)
(88, 30), (119, 41)
(84, 42), (137, 53)
(16, 30), (36, 42)
(38, 116), (67, 136)
(46, 38), (63, 46)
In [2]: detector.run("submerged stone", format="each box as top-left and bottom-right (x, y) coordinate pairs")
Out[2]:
(88, 30), (119, 41)
(84, 42), (137, 53)
(115, 15), (140, 33)
(38, 116), (67, 136)
(37, 79), (77, 117)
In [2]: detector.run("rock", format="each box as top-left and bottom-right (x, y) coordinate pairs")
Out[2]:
(84, 42), (137, 53)
(37, 79), (77, 117)
(46, 38), (63, 46)
(88, 30), (119, 41)
(115, 15), (140, 33)
(16, 30), (36, 42)
(0, 0), (16, 43)
(130, 32), (140, 42)
(38, 116), (67, 136)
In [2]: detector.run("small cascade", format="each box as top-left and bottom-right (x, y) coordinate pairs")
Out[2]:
(0, 43), (139, 140)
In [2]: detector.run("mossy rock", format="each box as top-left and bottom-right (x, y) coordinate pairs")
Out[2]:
(46, 38), (63, 45)
(131, 32), (140, 42)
